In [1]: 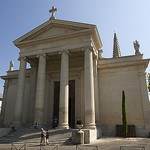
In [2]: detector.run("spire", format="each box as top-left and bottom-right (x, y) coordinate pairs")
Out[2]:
(113, 32), (121, 58)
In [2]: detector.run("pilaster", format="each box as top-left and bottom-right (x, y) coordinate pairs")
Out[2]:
(93, 55), (100, 127)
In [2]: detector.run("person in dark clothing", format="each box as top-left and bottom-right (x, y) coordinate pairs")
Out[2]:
(46, 129), (50, 145)
(9, 122), (16, 131)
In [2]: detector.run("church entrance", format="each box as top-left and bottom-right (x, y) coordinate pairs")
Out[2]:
(53, 80), (75, 128)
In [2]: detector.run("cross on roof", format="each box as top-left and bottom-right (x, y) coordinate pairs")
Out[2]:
(49, 6), (57, 20)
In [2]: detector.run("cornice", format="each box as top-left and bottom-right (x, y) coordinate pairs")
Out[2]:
(0, 69), (31, 80)
(98, 59), (150, 70)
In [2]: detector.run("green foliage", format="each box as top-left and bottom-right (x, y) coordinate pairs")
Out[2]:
(76, 119), (83, 125)
(122, 90), (128, 138)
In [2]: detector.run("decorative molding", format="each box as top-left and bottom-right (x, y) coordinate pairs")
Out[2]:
(18, 56), (27, 61)
(82, 46), (93, 52)
(93, 53), (98, 60)
(58, 50), (70, 56)
(77, 71), (81, 79)
(98, 49), (103, 59)
(36, 53), (47, 59)
(25, 57), (37, 67)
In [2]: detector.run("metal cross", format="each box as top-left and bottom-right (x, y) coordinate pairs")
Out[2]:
(49, 6), (57, 20)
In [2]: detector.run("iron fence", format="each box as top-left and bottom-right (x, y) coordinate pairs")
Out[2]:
(40, 145), (59, 150)
(11, 142), (26, 150)
(76, 145), (98, 150)
(120, 146), (145, 150)
(11, 142), (98, 150)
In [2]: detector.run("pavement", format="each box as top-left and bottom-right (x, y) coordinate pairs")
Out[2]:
(0, 127), (150, 150)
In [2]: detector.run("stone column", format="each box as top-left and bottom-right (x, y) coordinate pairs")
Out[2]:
(93, 55), (100, 127)
(14, 56), (27, 125)
(83, 47), (96, 129)
(0, 80), (9, 127)
(27, 64), (38, 124)
(58, 50), (69, 129)
(34, 54), (46, 125)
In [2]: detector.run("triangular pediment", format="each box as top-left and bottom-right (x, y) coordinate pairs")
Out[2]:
(13, 19), (97, 46)
(24, 24), (87, 41)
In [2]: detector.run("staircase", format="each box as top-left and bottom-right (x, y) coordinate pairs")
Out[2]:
(0, 127), (72, 145)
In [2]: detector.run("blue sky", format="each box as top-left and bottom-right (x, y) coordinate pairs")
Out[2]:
(0, 0), (150, 94)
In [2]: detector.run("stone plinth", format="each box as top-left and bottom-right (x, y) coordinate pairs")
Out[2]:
(72, 130), (84, 144)
(72, 129), (97, 144)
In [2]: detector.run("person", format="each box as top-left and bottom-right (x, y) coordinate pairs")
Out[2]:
(9, 122), (16, 131)
(53, 117), (58, 128)
(34, 123), (39, 129)
(40, 128), (46, 146)
(46, 129), (50, 145)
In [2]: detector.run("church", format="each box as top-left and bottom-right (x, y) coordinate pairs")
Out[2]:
(1, 6), (150, 141)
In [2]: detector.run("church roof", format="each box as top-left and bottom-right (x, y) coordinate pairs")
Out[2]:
(13, 19), (102, 50)
(113, 32), (121, 58)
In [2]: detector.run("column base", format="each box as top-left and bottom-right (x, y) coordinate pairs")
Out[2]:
(57, 123), (69, 129)
(84, 123), (96, 129)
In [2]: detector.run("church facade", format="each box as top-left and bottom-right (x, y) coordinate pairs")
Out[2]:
(1, 10), (150, 138)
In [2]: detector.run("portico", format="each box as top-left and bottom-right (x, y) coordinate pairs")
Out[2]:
(8, 5), (102, 129)
(13, 41), (100, 129)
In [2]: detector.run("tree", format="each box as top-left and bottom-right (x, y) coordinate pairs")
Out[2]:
(122, 90), (128, 138)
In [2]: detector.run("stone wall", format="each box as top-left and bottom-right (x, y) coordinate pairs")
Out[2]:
(98, 61), (150, 137)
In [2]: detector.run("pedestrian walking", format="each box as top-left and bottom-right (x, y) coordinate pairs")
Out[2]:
(40, 128), (46, 146)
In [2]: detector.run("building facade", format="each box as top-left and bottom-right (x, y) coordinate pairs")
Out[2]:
(1, 13), (150, 138)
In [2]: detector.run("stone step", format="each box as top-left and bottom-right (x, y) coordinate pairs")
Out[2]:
(0, 127), (72, 145)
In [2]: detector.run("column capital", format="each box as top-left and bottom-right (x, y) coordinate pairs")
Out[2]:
(18, 56), (27, 61)
(98, 49), (103, 59)
(36, 53), (47, 59)
(58, 50), (70, 55)
(30, 63), (37, 68)
(82, 46), (93, 52)
(93, 54), (98, 60)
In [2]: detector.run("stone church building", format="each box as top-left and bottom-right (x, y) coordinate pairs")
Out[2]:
(1, 7), (150, 140)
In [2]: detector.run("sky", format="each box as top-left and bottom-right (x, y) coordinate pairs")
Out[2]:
(0, 0), (150, 94)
